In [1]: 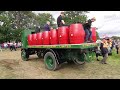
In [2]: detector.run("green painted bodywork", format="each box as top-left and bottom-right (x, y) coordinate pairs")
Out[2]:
(58, 49), (95, 63)
(21, 29), (34, 48)
(27, 43), (98, 49)
(21, 30), (99, 64)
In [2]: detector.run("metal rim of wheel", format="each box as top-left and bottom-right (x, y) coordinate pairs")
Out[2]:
(44, 52), (59, 71)
(46, 56), (54, 69)
(21, 50), (28, 61)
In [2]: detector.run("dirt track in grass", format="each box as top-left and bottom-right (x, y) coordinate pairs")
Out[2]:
(0, 49), (120, 79)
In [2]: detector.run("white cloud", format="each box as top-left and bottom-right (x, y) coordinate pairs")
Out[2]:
(86, 11), (120, 37)
(33, 11), (120, 37)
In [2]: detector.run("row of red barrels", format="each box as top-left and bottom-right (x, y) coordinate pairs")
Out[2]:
(27, 24), (97, 45)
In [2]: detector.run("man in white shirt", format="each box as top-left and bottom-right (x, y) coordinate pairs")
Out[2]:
(4, 42), (8, 49)
(9, 42), (13, 51)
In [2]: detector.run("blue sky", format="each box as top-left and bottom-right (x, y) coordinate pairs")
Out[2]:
(33, 11), (120, 37)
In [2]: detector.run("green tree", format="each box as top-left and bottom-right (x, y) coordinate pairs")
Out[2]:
(0, 11), (38, 43)
(0, 11), (56, 43)
(8, 11), (37, 29)
(0, 11), (12, 43)
(111, 36), (120, 40)
(35, 13), (55, 29)
(63, 11), (89, 25)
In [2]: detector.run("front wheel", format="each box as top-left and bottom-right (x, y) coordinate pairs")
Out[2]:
(21, 50), (29, 61)
(44, 52), (59, 71)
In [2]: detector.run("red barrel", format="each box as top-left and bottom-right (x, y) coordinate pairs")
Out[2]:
(91, 27), (97, 42)
(36, 32), (43, 45)
(50, 29), (58, 45)
(69, 24), (85, 44)
(42, 31), (50, 45)
(58, 26), (69, 44)
(27, 34), (33, 45)
(32, 34), (37, 45)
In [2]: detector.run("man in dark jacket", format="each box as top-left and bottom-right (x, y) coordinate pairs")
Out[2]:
(111, 40), (115, 50)
(83, 17), (96, 42)
(44, 21), (51, 31)
(115, 39), (119, 54)
(35, 26), (40, 33)
(57, 12), (65, 27)
(100, 38), (109, 64)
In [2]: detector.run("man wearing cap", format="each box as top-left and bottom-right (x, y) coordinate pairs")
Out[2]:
(57, 12), (65, 27)
(100, 38), (109, 64)
(83, 17), (96, 43)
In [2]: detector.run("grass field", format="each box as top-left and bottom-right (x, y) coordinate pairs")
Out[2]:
(0, 48), (120, 79)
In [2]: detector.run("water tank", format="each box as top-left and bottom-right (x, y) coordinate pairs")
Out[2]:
(28, 34), (33, 45)
(91, 27), (97, 42)
(69, 24), (85, 44)
(50, 29), (58, 45)
(58, 26), (69, 44)
(36, 32), (43, 45)
(42, 31), (50, 45)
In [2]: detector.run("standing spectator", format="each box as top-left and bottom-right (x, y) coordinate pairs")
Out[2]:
(111, 39), (115, 50)
(100, 38), (109, 64)
(17, 42), (22, 48)
(9, 42), (13, 51)
(7, 42), (10, 48)
(13, 42), (17, 51)
(115, 39), (119, 54)
(17, 42), (19, 48)
(4, 42), (8, 49)
(106, 38), (112, 55)
(0, 43), (2, 52)
(2, 43), (4, 48)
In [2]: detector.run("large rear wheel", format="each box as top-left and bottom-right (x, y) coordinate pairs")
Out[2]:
(44, 52), (59, 71)
(73, 53), (86, 65)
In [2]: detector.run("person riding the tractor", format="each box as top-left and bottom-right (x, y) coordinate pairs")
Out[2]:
(44, 21), (51, 31)
(57, 12), (65, 27)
